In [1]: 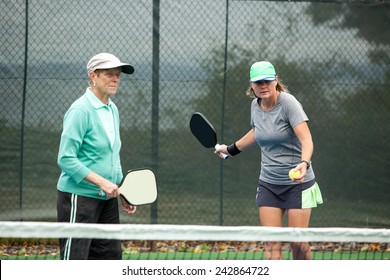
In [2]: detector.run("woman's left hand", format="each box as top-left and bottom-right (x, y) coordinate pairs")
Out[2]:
(120, 196), (137, 214)
(293, 162), (308, 182)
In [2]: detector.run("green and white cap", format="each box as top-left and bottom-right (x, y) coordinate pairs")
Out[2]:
(249, 61), (276, 82)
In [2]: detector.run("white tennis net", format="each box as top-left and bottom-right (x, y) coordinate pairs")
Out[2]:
(1, 221), (390, 242)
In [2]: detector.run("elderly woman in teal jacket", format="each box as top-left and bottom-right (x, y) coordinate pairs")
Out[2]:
(57, 53), (136, 260)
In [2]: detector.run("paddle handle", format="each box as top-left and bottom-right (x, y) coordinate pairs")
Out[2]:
(98, 190), (106, 197)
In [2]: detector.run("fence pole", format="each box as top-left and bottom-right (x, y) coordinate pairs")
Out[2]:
(19, 0), (30, 222)
(151, 0), (160, 224)
(219, 0), (230, 226)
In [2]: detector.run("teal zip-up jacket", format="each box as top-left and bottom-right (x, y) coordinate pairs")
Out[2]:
(57, 89), (123, 199)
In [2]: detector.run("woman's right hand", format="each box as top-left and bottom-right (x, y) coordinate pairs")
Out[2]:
(99, 180), (119, 198)
(85, 171), (120, 198)
(214, 144), (228, 158)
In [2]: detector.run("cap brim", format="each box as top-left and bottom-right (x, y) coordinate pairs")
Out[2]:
(92, 62), (134, 74)
(250, 75), (276, 82)
(121, 64), (134, 74)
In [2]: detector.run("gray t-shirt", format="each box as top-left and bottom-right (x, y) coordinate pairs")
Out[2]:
(250, 91), (315, 185)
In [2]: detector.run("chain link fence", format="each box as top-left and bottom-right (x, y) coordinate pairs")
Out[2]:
(1, 0), (389, 228)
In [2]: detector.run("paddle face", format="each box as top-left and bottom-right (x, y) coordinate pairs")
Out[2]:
(119, 168), (157, 206)
(190, 112), (218, 148)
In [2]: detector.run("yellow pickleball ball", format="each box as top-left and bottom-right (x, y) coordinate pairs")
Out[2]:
(289, 169), (300, 180)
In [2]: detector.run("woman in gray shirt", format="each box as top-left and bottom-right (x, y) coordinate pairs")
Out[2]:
(215, 61), (323, 260)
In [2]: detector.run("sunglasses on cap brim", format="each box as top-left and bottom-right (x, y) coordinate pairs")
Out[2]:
(253, 79), (275, 84)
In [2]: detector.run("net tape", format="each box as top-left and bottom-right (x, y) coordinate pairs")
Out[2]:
(1, 222), (389, 243)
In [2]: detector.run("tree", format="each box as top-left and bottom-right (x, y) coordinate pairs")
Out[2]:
(306, 2), (390, 63)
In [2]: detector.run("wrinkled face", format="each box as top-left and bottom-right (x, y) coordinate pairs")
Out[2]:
(251, 78), (278, 99)
(91, 67), (122, 96)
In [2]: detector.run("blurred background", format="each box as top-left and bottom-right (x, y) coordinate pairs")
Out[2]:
(1, 0), (389, 228)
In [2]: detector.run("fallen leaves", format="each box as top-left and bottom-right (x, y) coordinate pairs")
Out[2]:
(1, 240), (389, 257)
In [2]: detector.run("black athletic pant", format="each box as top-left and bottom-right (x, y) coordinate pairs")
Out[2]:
(57, 190), (122, 260)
